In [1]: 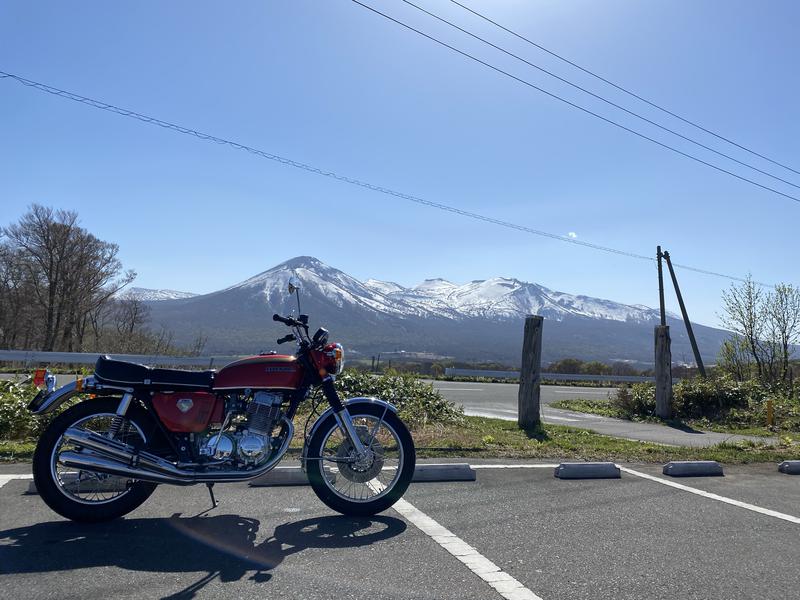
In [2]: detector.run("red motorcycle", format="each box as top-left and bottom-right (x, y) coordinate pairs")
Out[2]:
(28, 292), (415, 522)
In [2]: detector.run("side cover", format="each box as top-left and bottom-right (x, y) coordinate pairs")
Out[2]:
(151, 391), (223, 433)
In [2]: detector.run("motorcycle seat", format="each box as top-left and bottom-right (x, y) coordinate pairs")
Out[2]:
(94, 356), (215, 390)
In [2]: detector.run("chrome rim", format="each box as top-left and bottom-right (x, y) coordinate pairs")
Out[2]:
(319, 415), (404, 503)
(50, 413), (145, 505)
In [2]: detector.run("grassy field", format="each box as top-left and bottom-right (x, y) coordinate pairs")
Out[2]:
(4, 415), (798, 464)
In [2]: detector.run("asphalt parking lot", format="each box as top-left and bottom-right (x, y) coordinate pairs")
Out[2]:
(1, 460), (799, 600)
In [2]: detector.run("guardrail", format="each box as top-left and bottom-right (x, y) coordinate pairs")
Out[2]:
(0, 349), (245, 368)
(0, 350), (656, 383)
(444, 367), (654, 383)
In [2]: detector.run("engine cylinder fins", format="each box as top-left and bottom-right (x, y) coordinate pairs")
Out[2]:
(247, 391), (283, 436)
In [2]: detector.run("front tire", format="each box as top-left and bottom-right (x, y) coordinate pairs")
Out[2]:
(32, 398), (158, 523)
(306, 404), (415, 516)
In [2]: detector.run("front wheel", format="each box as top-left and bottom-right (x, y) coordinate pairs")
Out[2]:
(305, 404), (415, 516)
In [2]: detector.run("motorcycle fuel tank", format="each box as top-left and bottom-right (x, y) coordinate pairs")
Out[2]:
(213, 355), (303, 390)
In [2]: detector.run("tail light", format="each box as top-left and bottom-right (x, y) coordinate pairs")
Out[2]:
(33, 369), (47, 388)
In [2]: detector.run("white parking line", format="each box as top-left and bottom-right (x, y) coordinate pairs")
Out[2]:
(436, 388), (482, 391)
(619, 467), (800, 525)
(391, 496), (543, 600)
(0, 474), (34, 489)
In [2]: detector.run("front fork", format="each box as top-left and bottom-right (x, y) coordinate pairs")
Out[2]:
(320, 376), (368, 456)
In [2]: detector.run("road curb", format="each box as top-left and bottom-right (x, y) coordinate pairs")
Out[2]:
(663, 460), (724, 477)
(554, 462), (620, 479)
(778, 460), (800, 475)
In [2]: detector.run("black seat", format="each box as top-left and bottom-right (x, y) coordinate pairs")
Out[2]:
(94, 356), (214, 390)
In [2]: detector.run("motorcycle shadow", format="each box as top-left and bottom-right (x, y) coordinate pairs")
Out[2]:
(0, 512), (407, 598)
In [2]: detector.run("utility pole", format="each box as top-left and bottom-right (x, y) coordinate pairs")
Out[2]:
(655, 247), (672, 419)
(662, 251), (706, 377)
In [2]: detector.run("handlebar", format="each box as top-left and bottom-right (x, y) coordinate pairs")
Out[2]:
(277, 334), (296, 345)
(273, 313), (296, 326)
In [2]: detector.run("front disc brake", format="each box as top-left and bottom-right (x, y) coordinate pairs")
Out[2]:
(336, 425), (385, 483)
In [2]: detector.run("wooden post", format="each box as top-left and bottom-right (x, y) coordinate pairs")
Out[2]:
(662, 251), (706, 377)
(518, 315), (543, 428)
(655, 325), (672, 419)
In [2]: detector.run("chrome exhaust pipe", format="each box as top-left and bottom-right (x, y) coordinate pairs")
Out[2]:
(58, 451), (191, 485)
(58, 419), (294, 485)
(62, 427), (188, 479)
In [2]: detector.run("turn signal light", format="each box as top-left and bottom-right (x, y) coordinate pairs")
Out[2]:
(33, 369), (47, 388)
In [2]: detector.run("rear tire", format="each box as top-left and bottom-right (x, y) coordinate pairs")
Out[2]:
(33, 398), (158, 523)
(306, 404), (415, 516)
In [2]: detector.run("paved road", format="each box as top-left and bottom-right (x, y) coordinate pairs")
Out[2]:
(428, 380), (777, 448)
(2, 460), (799, 599)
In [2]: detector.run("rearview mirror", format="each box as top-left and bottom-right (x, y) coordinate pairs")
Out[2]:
(287, 277), (301, 295)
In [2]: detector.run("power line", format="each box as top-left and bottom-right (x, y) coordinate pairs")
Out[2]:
(0, 69), (772, 287)
(400, 0), (800, 191)
(349, 0), (800, 206)
(449, 0), (800, 178)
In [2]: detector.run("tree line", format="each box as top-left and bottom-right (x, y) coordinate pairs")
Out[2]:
(0, 205), (203, 355)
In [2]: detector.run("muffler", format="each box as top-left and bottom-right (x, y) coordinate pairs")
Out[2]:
(58, 451), (189, 485)
(58, 420), (294, 485)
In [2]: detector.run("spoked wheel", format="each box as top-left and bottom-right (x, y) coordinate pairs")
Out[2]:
(306, 404), (415, 516)
(33, 398), (157, 522)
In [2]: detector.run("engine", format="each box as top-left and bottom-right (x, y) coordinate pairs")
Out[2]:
(198, 391), (285, 466)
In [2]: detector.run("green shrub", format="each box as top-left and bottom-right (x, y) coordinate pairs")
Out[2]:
(673, 376), (763, 419)
(335, 370), (463, 429)
(612, 383), (656, 418)
(0, 380), (50, 439)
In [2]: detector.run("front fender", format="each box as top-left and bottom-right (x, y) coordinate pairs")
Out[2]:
(301, 397), (398, 470)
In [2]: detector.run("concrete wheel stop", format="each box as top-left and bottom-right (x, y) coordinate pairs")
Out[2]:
(250, 462), (477, 487)
(663, 461), (724, 477)
(554, 462), (620, 479)
(778, 460), (800, 475)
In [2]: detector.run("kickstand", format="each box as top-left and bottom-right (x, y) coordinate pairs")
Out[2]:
(206, 483), (218, 509)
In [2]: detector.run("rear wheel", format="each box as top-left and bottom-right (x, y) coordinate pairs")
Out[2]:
(306, 404), (415, 516)
(32, 398), (157, 522)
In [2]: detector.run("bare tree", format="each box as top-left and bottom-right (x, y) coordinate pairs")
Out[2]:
(720, 277), (800, 387)
(720, 276), (769, 381)
(2, 205), (133, 351)
(766, 284), (800, 384)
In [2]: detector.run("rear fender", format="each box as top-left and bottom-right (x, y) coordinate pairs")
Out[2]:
(301, 397), (398, 470)
(27, 376), (106, 415)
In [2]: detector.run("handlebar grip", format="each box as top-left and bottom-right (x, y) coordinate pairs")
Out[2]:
(273, 313), (293, 325)
(277, 334), (295, 345)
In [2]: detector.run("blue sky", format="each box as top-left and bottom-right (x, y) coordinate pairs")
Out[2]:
(2, 0), (798, 328)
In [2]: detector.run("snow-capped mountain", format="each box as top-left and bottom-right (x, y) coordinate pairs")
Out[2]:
(123, 287), (198, 302)
(365, 276), (661, 323)
(145, 256), (727, 365)
(222, 256), (660, 323)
